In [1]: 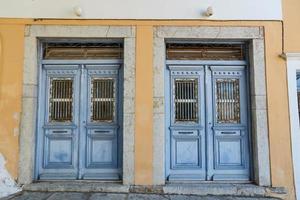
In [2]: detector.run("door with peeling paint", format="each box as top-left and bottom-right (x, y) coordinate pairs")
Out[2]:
(35, 41), (123, 180)
(165, 43), (251, 181)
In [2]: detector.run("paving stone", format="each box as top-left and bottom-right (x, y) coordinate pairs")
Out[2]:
(170, 195), (218, 200)
(46, 192), (89, 200)
(89, 193), (127, 200)
(5, 192), (51, 200)
(128, 194), (170, 200)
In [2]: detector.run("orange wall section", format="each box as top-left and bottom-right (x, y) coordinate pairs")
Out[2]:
(0, 24), (24, 179)
(135, 25), (154, 185)
(282, 0), (300, 52)
(264, 22), (295, 200)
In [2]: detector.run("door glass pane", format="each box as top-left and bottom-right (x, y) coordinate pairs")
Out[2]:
(174, 79), (198, 122)
(215, 78), (240, 124)
(91, 78), (115, 122)
(49, 78), (73, 122)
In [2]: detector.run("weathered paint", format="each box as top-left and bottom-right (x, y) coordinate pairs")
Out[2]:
(0, 19), (295, 199)
(0, 24), (24, 179)
(0, 154), (20, 197)
(135, 26), (153, 185)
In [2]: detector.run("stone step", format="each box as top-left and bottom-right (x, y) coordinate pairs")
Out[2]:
(3, 192), (282, 200)
(22, 182), (287, 199)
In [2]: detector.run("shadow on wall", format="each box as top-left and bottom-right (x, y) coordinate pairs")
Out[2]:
(0, 154), (20, 198)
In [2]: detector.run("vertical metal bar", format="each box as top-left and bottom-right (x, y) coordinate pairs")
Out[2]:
(92, 80), (94, 121)
(62, 80), (65, 120)
(219, 81), (222, 122)
(53, 80), (55, 121)
(111, 80), (113, 121)
(195, 80), (197, 121)
(229, 81), (234, 120)
(59, 80), (62, 120)
(191, 80), (193, 120)
(58, 80), (61, 120)
(226, 80), (229, 122)
(188, 81), (190, 121)
(181, 80), (183, 121)
(57, 80), (59, 121)
(221, 80), (225, 122)
(101, 80), (103, 120)
(175, 81), (177, 121)
(105, 79), (107, 120)
(94, 80), (96, 121)
(55, 80), (58, 121)
(109, 80), (111, 120)
(174, 81), (179, 120)
(97, 80), (100, 120)
(105, 79), (108, 120)
(67, 80), (69, 121)
(183, 81), (186, 121)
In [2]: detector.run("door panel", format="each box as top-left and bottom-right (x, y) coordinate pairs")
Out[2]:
(167, 66), (206, 181)
(36, 64), (122, 180)
(208, 66), (250, 180)
(38, 66), (80, 179)
(80, 65), (121, 180)
(166, 64), (250, 181)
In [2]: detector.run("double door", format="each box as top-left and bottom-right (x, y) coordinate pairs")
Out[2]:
(35, 63), (122, 180)
(166, 64), (251, 181)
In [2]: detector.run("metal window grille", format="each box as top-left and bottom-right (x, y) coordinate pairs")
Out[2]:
(91, 78), (115, 122)
(43, 42), (123, 60)
(166, 43), (245, 60)
(216, 78), (240, 123)
(174, 79), (198, 122)
(49, 78), (73, 122)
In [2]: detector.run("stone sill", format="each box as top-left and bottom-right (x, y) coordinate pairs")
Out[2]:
(23, 182), (287, 199)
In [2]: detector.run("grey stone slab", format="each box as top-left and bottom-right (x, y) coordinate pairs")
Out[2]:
(7, 192), (51, 200)
(3, 192), (282, 200)
(170, 195), (217, 200)
(24, 182), (129, 193)
(128, 194), (169, 200)
(46, 192), (89, 200)
(89, 193), (127, 200)
(170, 196), (279, 200)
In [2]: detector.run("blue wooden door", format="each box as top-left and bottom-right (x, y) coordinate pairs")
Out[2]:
(36, 64), (122, 180)
(166, 64), (250, 181)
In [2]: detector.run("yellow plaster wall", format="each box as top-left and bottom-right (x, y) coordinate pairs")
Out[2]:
(264, 22), (295, 199)
(0, 24), (24, 178)
(135, 25), (153, 185)
(0, 19), (295, 199)
(282, 0), (300, 52)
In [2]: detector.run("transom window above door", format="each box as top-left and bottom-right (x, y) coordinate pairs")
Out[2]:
(166, 43), (246, 60)
(42, 40), (123, 60)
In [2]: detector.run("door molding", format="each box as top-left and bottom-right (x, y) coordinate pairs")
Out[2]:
(153, 26), (270, 186)
(19, 25), (136, 185)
